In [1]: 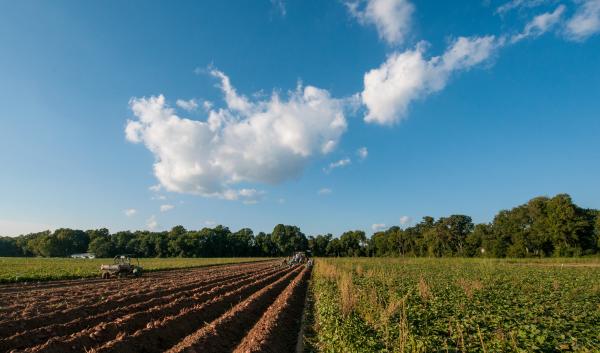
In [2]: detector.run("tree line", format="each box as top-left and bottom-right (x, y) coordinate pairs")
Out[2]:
(1, 194), (599, 258)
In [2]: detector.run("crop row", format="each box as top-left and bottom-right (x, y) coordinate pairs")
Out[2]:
(309, 258), (600, 352)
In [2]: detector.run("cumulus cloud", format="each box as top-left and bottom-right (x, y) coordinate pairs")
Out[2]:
(357, 147), (368, 160)
(362, 36), (502, 125)
(147, 215), (158, 230)
(124, 208), (137, 217)
(371, 223), (387, 232)
(346, 0), (414, 45)
(160, 204), (174, 212)
(511, 5), (566, 43)
(324, 157), (351, 173)
(399, 215), (413, 225)
(176, 98), (199, 112)
(318, 188), (332, 195)
(565, 0), (600, 41)
(125, 70), (347, 201)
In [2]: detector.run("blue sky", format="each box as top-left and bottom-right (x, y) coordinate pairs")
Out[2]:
(1, 0), (599, 236)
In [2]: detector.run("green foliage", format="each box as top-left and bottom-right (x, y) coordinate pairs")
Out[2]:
(0, 257), (267, 283)
(311, 258), (600, 352)
(1, 194), (598, 259)
(0, 224), (309, 259)
(88, 235), (114, 258)
(271, 224), (308, 255)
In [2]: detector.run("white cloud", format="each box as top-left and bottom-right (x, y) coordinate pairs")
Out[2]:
(278, 198), (286, 204)
(346, 0), (414, 45)
(357, 147), (368, 160)
(371, 223), (387, 232)
(147, 215), (158, 231)
(565, 0), (600, 41)
(125, 70), (347, 201)
(176, 98), (199, 112)
(149, 184), (162, 192)
(236, 188), (266, 204)
(511, 5), (565, 43)
(202, 101), (213, 111)
(399, 215), (412, 225)
(318, 188), (332, 195)
(271, 0), (286, 16)
(362, 36), (501, 125)
(496, 0), (548, 15)
(151, 195), (167, 200)
(160, 204), (175, 212)
(203, 220), (217, 227)
(324, 157), (351, 173)
(124, 208), (137, 217)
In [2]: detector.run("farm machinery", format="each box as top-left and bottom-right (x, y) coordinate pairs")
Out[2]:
(100, 255), (143, 279)
(282, 251), (313, 267)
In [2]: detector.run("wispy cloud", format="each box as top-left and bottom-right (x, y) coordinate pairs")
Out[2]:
(175, 98), (198, 112)
(565, 0), (600, 41)
(124, 208), (137, 217)
(271, 0), (286, 17)
(357, 147), (368, 160)
(160, 204), (175, 212)
(372, 223), (387, 231)
(511, 5), (565, 43)
(496, 0), (548, 15)
(147, 215), (158, 231)
(400, 215), (413, 225)
(324, 157), (351, 173)
(318, 188), (332, 195)
(203, 220), (216, 227)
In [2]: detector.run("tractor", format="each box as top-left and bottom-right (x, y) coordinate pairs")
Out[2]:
(100, 255), (143, 279)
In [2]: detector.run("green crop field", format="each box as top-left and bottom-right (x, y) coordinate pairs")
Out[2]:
(308, 258), (600, 353)
(0, 257), (269, 283)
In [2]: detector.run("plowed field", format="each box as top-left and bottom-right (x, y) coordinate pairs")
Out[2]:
(0, 260), (311, 353)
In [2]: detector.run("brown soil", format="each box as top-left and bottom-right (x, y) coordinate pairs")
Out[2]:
(0, 261), (312, 353)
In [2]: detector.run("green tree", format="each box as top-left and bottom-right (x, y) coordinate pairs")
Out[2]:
(308, 234), (332, 257)
(271, 224), (307, 256)
(339, 230), (367, 256)
(88, 235), (114, 258)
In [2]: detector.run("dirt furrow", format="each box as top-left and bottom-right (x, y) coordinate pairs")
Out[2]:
(90, 266), (301, 353)
(0, 261), (274, 313)
(0, 263), (275, 337)
(0, 262), (275, 323)
(0, 265), (278, 351)
(0, 261), (273, 305)
(27, 266), (293, 353)
(166, 266), (308, 353)
(233, 267), (311, 353)
(0, 260), (273, 295)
